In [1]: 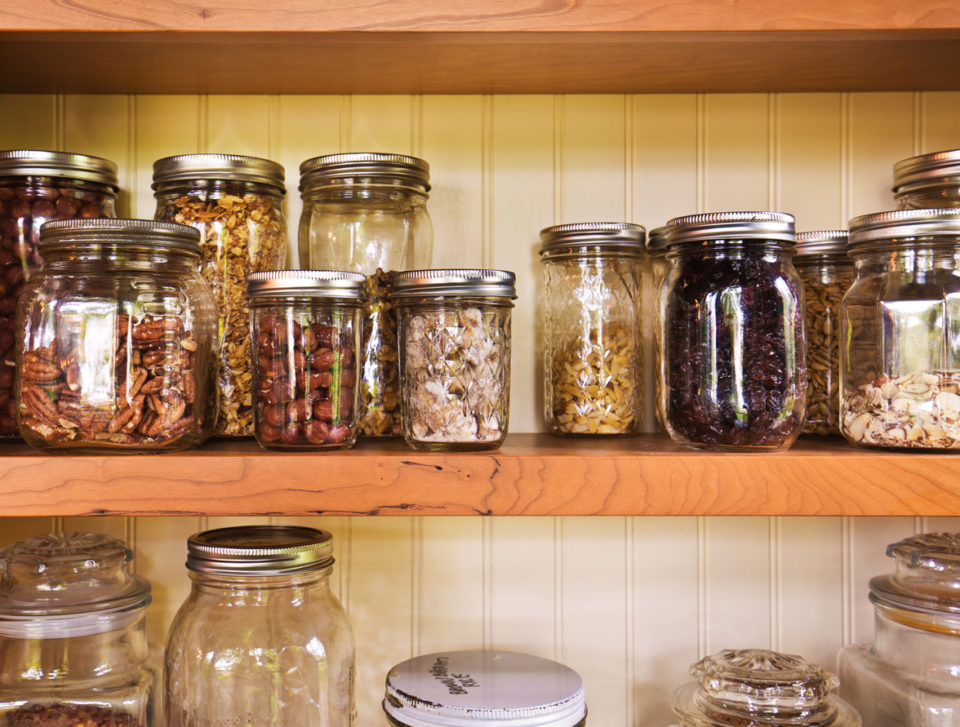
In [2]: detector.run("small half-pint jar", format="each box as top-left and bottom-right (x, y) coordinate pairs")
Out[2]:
(893, 149), (960, 209)
(394, 269), (516, 451)
(247, 270), (365, 450)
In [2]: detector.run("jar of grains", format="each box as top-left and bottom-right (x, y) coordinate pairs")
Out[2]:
(647, 225), (669, 434)
(298, 153), (433, 438)
(393, 269), (515, 451)
(840, 209), (960, 449)
(795, 230), (852, 436)
(153, 153), (287, 438)
(0, 150), (118, 437)
(893, 149), (960, 209)
(16, 219), (218, 452)
(659, 212), (806, 451)
(247, 270), (365, 450)
(538, 222), (645, 435)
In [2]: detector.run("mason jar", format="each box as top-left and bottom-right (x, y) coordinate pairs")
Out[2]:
(840, 209), (960, 449)
(165, 525), (355, 727)
(153, 153), (287, 438)
(0, 150), (118, 437)
(16, 219), (218, 452)
(894, 149), (960, 209)
(660, 212), (806, 451)
(647, 225), (669, 434)
(394, 269), (515, 451)
(383, 650), (587, 727)
(298, 153), (433, 438)
(795, 230), (852, 436)
(839, 532), (960, 727)
(0, 532), (154, 727)
(538, 222), (645, 435)
(247, 270), (365, 450)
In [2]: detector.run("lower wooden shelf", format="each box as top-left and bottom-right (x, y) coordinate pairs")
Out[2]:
(0, 433), (957, 517)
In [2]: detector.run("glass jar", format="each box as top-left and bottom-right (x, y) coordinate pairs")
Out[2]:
(659, 212), (806, 450)
(673, 649), (860, 727)
(538, 222), (645, 435)
(647, 225), (669, 434)
(795, 230), (852, 436)
(247, 270), (365, 450)
(840, 209), (960, 449)
(0, 532), (154, 727)
(894, 149), (960, 209)
(153, 153), (287, 438)
(16, 219), (218, 452)
(298, 153), (433, 438)
(165, 525), (355, 727)
(0, 150), (118, 437)
(394, 269), (515, 451)
(383, 650), (587, 727)
(838, 532), (960, 727)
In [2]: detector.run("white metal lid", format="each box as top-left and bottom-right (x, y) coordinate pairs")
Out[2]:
(383, 650), (586, 727)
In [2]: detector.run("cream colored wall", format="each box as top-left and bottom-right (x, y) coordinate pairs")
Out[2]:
(1, 92), (960, 727)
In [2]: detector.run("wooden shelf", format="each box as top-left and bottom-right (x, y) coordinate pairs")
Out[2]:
(1, 433), (959, 517)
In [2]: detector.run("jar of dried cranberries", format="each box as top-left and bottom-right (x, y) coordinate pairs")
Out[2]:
(659, 212), (806, 450)
(893, 149), (960, 209)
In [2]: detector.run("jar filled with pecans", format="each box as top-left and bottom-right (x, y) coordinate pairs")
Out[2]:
(894, 149), (960, 209)
(247, 270), (365, 450)
(0, 150), (119, 438)
(16, 219), (218, 452)
(153, 153), (287, 438)
(539, 222), (645, 435)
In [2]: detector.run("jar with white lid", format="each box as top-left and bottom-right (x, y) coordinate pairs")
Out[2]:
(894, 149), (960, 209)
(383, 650), (587, 727)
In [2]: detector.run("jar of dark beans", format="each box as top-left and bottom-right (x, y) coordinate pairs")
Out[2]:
(0, 150), (118, 437)
(660, 212), (806, 451)
(247, 270), (365, 450)
(893, 149), (960, 209)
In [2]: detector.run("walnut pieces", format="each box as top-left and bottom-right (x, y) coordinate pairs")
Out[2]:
(359, 269), (401, 437)
(1, 703), (144, 727)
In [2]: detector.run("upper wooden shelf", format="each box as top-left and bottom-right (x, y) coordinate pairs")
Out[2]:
(1, 1), (959, 93)
(0, 433), (958, 517)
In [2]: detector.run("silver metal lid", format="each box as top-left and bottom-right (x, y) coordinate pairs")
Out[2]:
(538, 222), (645, 256)
(186, 525), (334, 576)
(795, 230), (849, 256)
(247, 270), (366, 299)
(0, 149), (119, 188)
(383, 650), (587, 727)
(299, 152), (431, 191)
(893, 148), (960, 192)
(848, 208), (960, 247)
(645, 225), (669, 252)
(666, 211), (796, 245)
(152, 153), (285, 191)
(393, 269), (517, 299)
(39, 218), (201, 255)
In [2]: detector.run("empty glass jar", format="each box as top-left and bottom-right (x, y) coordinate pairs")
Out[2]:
(894, 149), (960, 209)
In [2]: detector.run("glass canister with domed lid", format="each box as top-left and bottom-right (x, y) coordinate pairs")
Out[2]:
(0, 533), (154, 727)
(838, 532), (960, 727)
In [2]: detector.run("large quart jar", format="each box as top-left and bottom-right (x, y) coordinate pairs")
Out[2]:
(165, 525), (355, 727)
(16, 219), (218, 452)
(538, 222), (645, 435)
(894, 149), (960, 209)
(659, 212), (806, 450)
(0, 150), (118, 437)
(840, 209), (960, 449)
(298, 153), (433, 438)
(838, 532), (960, 727)
(0, 532), (154, 727)
(394, 269), (515, 451)
(673, 649), (860, 727)
(795, 230), (852, 436)
(153, 153), (287, 438)
(647, 225), (669, 434)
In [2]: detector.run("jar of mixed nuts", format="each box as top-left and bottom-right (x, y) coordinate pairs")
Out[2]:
(840, 209), (960, 449)
(394, 269), (515, 451)
(16, 219), (218, 452)
(298, 153), (433, 438)
(538, 222), (645, 435)
(0, 150), (118, 437)
(247, 270), (365, 450)
(152, 153), (287, 438)
(660, 212), (806, 451)
(647, 225), (669, 434)
(795, 230), (852, 436)
(893, 149), (960, 209)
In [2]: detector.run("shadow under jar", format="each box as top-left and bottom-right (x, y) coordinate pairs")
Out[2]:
(16, 219), (218, 453)
(660, 212), (806, 451)
(894, 149), (960, 209)
(247, 270), (365, 450)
